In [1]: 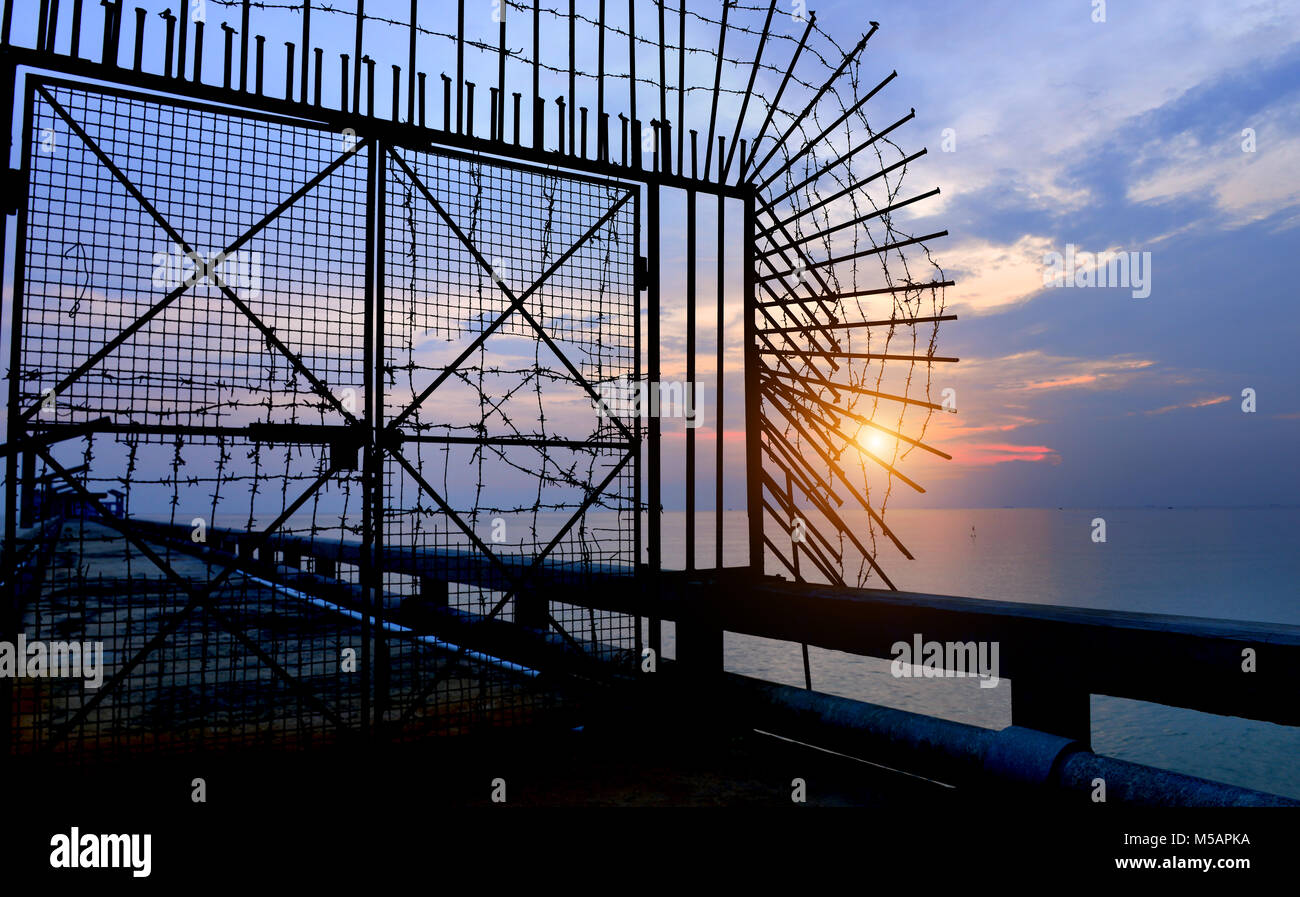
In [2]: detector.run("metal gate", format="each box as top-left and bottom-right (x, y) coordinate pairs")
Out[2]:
(6, 76), (640, 758)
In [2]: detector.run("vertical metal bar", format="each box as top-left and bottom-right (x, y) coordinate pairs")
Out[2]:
(785, 471), (799, 580)
(112, 0), (123, 62)
(162, 10), (174, 77)
(632, 185), (643, 667)
(441, 72), (450, 130)
(1, 0), (14, 46)
(497, 10), (505, 139)
(567, 0), (575, 154)
(456, 0), (464, 132)
(18, 448), (33, 527)
(132, 7), (145, 71)
(360, 138), (376, 740)
(4, 76), (35, 755)
(489, 87), (499, 142)
(192, 19), (203, 83)
(47, 0), (60, 51)
(677, 0), (684, 174)
(353, 0), (364, 114)
(391, 64), (400, 121)
(532, 0), (539, 129)
(686, 184), (696, 573)
(789, 471), (810, 688)
(555, 96), (564, 153)
(596, 0), (604, 134)
(627, 0), (636, 135)
(239, 0), (249, 91)
(658, 0), (667, 158)
(314, 47), (322, 105)
(511, 91), (520, 144)
(340, 52), (349, 111)
(301, 0), (311, 106)
(38, 0), (49, 55)
(579, 106), (587, 158)
(254, 34), (264, 95)
(407, 0), (416, 123)
(743, 189), (761, 575)
(70, 0), (83, 57)
(534, 96), (543, 149)
(418, 71), (426, 126)
(176, 0), (187, 78)
(466, 81), (475, 137)
(710, 130), (722, 567)
(284, 42), (294, 101)
(365, 54), (374, 116)
(647, 182), (661, 662)
(221, 23), (233, 88)
(373, 139), (388, 733)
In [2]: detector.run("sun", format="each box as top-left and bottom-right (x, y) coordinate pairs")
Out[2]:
(855, 426), (898, 458)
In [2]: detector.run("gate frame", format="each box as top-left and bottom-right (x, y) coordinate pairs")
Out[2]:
(4, 69), (649, 749)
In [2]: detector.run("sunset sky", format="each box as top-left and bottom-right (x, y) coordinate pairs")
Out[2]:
(817, 0), (1300, 508)
(3, 0), (1297, 513)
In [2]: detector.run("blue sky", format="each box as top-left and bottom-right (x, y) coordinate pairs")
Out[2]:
(828, 0), (1300, 507)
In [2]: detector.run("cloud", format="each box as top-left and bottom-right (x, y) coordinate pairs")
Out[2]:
(946, 442), (1060, 467)
(1142, 395), (1232, 415)
(1127, 98), (1300, 226)
(957, 350), (1157, 393)
(941, 234), (1056, 315)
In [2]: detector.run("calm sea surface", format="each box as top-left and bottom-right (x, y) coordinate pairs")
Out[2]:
(651, 507), (1300, 800)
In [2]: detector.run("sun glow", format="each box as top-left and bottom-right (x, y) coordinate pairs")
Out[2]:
(855, 426), (896, 457)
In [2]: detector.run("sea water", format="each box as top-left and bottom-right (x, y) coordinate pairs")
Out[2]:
(651, 507), (1300, 800)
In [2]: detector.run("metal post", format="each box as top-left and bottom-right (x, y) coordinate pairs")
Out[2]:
(373, 138), (388, 729)
(686, 183), (695, 573)
(647, 184), (661, 661)
(301, 0), (311, 106)
(406, 0), (415, 123)
(455, 0), (464, 132)
(743, 189), (762, 575)
(239, 0), (249, 90)
(352, 1), (365, 114)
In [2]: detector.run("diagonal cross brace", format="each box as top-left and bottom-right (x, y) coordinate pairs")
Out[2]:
(389, 444), (636, 728)
(24, 86), (365, 427)
(34, 449), (350, 747)
(384, 148), (635, 441)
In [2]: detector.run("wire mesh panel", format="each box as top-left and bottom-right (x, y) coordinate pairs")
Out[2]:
(379, 146), (641, 735)
(7, 76), (643, 761)
(10, 78), (373, 760)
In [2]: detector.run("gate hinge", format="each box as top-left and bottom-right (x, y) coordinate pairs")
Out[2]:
(635, 255), (649, 292)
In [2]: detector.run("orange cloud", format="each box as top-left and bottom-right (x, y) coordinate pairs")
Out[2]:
(1142, 395), (1231, 415)
(1019, 373), (1098, 391)
(948, 442), (1060, 467)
